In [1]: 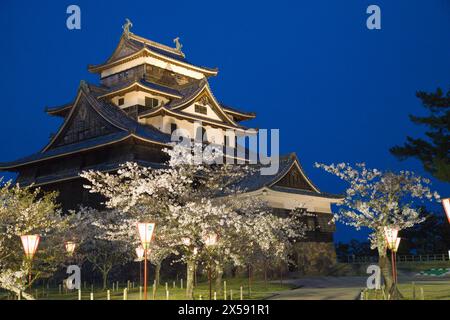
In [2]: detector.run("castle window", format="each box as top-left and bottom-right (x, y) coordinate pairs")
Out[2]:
(118, 98), (124, 106)
(195, 104), (207, 115)
(170, 123), (178, 134)
(196, 126), (207, 142)
(145, 97), (159, 108)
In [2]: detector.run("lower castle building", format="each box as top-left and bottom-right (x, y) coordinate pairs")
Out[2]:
(0, 21), (341, 274)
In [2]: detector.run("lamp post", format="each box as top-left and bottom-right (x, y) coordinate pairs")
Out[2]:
(137, 223), (155, 300)
(135, 246), (145, 288)
(20, 235), (40, 287)
(203, 232), (217, 300)
(442, 198), (450, 224)
(392, 237), (401, 283)
(384, 226), (399, 284)
(442, 199), (450, 265)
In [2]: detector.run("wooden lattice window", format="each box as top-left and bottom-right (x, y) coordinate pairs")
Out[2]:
(195, 104), (207, 115)
(145, 97), (159, 108)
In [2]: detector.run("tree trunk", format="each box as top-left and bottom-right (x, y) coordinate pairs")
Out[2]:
(154, 262), (161, 286)
(247, 264), (252, 297)
(186, 259), (195, 300)
(101, 270), (109, 290)
(377, 234), (402, 300)
(215, 263), (223, 296)
(264, 262), (268, 288)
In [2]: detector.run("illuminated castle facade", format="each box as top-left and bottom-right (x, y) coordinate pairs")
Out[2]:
(0, 22), (341, 274)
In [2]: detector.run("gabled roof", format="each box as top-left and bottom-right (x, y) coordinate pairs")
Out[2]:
(98, 79), (183, 100)
(160, 81), (242, 127)
(88, 32), (218, 77)
(44, 79), (256, 123)
(235, 153), (341, 199)
(138, 105), (249, 130)
(0, 82), (171, 170)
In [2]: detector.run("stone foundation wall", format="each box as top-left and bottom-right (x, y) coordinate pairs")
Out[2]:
(294, 242), (337, 275)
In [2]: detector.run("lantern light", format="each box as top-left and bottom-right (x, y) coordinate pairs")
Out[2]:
(384, 227), (399, 250)
(65, 241), (76, 256)
(393, 237), (401, 253)
(203, 233), (218, 247)
(136, 222), (155, 301)
(442, 198), (450, 224)
(20, 235), (40, 260)
(137, 222), (155, 249)
(136, 247), (145, 260)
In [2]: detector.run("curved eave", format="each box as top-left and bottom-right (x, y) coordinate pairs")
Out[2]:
(88, 47), (218, 77)
(45, 103), (73, 116)
(223, 108), (256, 121)
(268, 153), (321, 194)
(0, 133), (169, 171)
(257, 186), (344, 202)
(98, 82), (182, 100)
(139, 106), (249, 131)
(170, 83), (240, 127)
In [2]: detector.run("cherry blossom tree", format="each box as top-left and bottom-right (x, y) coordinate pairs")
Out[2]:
(81, 143), (304, 299)
(0, 180), (69, 299)
(69, 207), (136, 289)
(315, 162), (440, 297)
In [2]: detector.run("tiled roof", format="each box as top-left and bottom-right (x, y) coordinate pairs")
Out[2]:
(220, 103), (256, 118)
(0, 84), (171, 170)
(105, 78), (182, 97)
(0, 132), (130, 169)
(270, 186), (343, 199)
(232, 153), (341, 199)
(18, 160), (168, 187)
(235, 154), (296, 192)
(128, 38), (188, 63)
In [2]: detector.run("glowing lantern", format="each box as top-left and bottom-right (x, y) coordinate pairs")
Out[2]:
(442, 198), (450, 224)
(203, 233), (218, 247)
(136, 246), (145, 260)
(136, 222), (155, 300)
(20, 235), (40, 260)
(393, 237), (401, 253)
(137, 222), (155, 249)
(65, 241), (76, 256)
(384, 227), (399, 250)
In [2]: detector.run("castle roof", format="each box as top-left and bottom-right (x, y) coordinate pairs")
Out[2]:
(0, 82), (171, 170)
(88, 32), (218, 77)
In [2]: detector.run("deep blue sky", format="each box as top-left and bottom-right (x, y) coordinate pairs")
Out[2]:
(0, 1), (449, 242)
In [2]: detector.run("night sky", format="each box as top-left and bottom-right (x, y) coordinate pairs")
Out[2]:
(0, 1), (449, 242)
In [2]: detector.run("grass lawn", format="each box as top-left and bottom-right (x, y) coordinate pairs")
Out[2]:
(364, 280), (450, 300)
(1, 278), (295, 300)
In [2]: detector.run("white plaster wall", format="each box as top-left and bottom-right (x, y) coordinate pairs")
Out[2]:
(111, 91), (169, 109)
(141, 115), (236, 147)
(182, 103), (222, 121)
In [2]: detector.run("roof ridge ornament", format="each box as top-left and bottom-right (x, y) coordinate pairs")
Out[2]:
(122, 18), (133, 39)
(173, 37), (183, 54)
(79, 80), (89, 92)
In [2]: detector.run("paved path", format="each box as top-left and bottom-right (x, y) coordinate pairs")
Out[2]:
(267, 277), (366, 300)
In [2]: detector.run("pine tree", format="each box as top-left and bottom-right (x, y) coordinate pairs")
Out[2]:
(390, 88), (450, 182)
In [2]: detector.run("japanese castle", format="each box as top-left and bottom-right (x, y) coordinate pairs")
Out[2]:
(0, 21), (342, 274)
